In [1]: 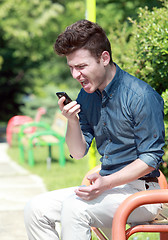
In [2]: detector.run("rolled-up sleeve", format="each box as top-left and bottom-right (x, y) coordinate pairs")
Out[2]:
(132, 90), (165, 169)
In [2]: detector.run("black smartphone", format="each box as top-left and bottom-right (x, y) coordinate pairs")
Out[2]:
(56, 92), (72, 105)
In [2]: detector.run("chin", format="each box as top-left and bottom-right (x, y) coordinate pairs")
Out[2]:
(83, 87), (95, 94)
(84, 90), (94, 94)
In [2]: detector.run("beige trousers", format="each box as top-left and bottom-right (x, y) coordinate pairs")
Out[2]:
(24, 180), (161, 240)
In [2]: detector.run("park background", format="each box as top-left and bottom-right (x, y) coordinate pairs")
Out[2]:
(0, 1), (168, 239)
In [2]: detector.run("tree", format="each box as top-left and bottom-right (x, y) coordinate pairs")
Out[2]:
(0, 0), (64, 121)
(0, 0), (165, 122)
(96, 0), (163, 34)
(128, 0), (168, 94)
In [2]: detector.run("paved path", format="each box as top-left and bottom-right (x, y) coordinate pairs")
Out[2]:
(0, 143), (46, 240)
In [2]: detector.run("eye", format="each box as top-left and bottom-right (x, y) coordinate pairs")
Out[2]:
(76, 65), (86, 70)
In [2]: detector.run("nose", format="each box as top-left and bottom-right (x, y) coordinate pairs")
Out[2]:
(71, 68), (81, 80)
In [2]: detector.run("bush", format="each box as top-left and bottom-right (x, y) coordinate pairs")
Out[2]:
(128, 0), (168, 95)
(162, 90), (168, 145)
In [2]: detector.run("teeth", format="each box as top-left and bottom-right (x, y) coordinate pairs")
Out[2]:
(80, 79), (88, 86)
(81, 80), (87, 86)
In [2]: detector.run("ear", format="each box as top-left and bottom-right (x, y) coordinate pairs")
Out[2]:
(101, 51), (110, 66)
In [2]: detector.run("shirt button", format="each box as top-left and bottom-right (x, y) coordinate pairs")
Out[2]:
(103, 122), (106, 126)
(105, 155), (108, 159)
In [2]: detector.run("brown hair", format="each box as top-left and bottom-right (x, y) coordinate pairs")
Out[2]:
(54, 20), (113, 63)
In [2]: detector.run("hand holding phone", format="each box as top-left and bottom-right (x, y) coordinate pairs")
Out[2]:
(56, 92), (72, 105)
(56, 91), (80, 120)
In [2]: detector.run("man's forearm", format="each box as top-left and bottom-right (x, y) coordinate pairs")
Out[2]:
(57, 98), (86, 159)
(66, 118), (87, 159)
(104, 158), (155, 190)
(76, 158), (156, 201)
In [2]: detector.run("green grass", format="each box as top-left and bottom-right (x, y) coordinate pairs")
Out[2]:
(7, 143), (90, 190)
(7, 140), (160, 240)
(127, 233), (159, 240)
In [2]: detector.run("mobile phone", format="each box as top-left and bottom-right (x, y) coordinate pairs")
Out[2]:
(56, 92), (72, 105)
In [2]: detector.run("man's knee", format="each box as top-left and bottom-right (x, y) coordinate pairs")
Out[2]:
(61, 197), (91, 226)
(24, 196), (43, 227)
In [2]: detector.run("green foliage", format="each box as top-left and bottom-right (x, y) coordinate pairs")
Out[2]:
(96, 0), (163, 32)
(20, 85), (80, 125)
(162, 90), (168, 116)
(0, 0), (65, 121)
(0, 0), (164, 122)
(7, 144), (90, 191)
(107, 21), (135, 68)
(162, 90), (168, 145)
(127, 0), (168, 94)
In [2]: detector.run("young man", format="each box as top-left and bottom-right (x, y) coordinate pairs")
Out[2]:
(24, 20), (165, 240)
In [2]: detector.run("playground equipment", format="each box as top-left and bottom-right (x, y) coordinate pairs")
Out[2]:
(6, 107), (46, 146)
(19, 112), (67, 168)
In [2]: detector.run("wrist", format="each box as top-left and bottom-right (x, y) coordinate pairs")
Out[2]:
(68, 115), (79, 125)
(104, 175), (116, 190)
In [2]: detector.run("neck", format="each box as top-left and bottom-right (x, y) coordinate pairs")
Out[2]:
(108, 62), (116, 81)
(101, 62), (116, 92)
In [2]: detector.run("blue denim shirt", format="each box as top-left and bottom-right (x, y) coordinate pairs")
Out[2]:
(77, 64), (165, 177)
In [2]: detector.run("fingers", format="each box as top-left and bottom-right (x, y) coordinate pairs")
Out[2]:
(75, 186), (99, 201)
(87, 173), (99, 184)
(62, 102), (80, 115)
(77, 185), (91, 192)
(58, 97), (80, 119)
(58, 96), (66, 109)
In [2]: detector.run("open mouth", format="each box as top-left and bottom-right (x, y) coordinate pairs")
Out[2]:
(81, 79), (89, 87)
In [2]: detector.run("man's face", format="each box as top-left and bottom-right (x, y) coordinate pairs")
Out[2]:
(66, 49), (109, 93)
